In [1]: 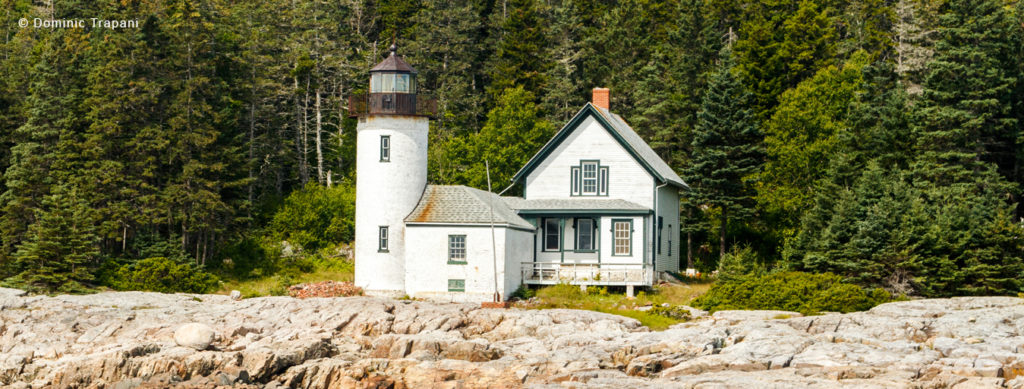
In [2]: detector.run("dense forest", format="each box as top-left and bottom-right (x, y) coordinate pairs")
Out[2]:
(1, 0), (1023, 297)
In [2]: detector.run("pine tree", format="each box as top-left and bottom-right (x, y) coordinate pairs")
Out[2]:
(4, 185), (99, 294)
(485, 0), (550, 101)
(685, 47), (762, 260)
(914, 0), (1018, 183)
(734, 0), (837, 116)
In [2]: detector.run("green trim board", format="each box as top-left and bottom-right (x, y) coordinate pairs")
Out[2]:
(510, 103), (686, 189)
(404, 222), (535, 232)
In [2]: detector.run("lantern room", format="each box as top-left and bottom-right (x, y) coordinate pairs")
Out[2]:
(349, 43), (435, 117)
(370, 44), (417, 94)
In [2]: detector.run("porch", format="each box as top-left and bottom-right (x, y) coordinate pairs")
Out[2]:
(520, 261), (653, 286)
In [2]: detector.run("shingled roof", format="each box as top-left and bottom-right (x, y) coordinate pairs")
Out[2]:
(370, 44), (418, 73)
(511, 103), (687, 188)
(405, 185), (534, 230)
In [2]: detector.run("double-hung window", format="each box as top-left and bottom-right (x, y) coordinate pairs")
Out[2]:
(380, 135), (390, 162)
(378, 226), (389, 252)
(582, 162), (598, 194)
(612, 219), (631, 256)
(448, 235), (467, 264)
(543, 218), (560, 251)
(575, 218), (594, 251)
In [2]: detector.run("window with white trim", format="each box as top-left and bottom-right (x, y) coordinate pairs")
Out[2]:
(612, 220), (631, 256)
(576, 218), (594, 251)
(543, 218), (560, 251)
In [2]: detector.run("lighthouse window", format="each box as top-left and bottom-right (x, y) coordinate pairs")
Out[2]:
(371, 73), (382, 92)
(378, 226), (389, 252)
(380, 135), (390, 162)
(395, 74), (409, 92)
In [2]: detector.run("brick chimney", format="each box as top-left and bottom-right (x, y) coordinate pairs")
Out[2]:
(592, 87), (610, 110)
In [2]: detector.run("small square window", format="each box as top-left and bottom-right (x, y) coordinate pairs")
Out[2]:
(448, 279), (465, 292)
(448, 235), (467, 264)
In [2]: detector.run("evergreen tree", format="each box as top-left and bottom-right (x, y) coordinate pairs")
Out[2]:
(914, 0), (1018, 183)
(485, 0), (550, 101)
(4, 185), (99, 294)
(734, 0), (837, 116)
(685, 47), (762, 259)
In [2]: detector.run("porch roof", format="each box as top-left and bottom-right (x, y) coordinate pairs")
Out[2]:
(501, 197), (650, 215)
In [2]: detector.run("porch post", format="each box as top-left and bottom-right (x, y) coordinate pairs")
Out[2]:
(559, 217), (565, 263)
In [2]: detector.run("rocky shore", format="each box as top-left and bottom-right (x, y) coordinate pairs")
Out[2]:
(1, 287), (1023, 388)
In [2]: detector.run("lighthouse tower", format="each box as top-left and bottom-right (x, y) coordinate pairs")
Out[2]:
(353, 44), (432, 296)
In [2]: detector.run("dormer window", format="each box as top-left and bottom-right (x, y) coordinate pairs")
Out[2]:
(570, 160), (608, 196)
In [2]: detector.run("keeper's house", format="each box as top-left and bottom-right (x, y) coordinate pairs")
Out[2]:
(352, 45), (685, 302)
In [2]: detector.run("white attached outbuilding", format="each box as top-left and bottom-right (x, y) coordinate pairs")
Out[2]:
(404, 185), (534, 302)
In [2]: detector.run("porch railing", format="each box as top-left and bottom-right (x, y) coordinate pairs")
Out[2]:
(521, 262), (652, 286)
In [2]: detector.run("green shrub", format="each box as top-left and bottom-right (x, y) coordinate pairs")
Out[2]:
(109, 257), (219, 294)
(693, 271), (890, 314)
(510, 284), (536, 300)
(268, 183), (355, 251)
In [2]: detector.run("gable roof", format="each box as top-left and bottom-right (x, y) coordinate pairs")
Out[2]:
(405, 185), (534, 230)
(511, 103), (687, 189)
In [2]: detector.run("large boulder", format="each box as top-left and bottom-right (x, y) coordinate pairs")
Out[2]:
(174, 323), (215, 351)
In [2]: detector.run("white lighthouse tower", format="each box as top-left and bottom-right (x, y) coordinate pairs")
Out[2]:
(353, 44), (432, 296)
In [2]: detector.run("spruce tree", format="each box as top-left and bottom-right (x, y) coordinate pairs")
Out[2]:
(4, 185), (99, 294)
(734, 0), (837, 116)
(685, 47), (762, 260)
(485, 0), (550, 101)
(914, 0), (1017, 183)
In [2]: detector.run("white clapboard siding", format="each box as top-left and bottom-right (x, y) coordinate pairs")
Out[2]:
(525, 116), (655, 207)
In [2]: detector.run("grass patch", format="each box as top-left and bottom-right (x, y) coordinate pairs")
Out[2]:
(217, 260), (354, 298)
(516, 282), (712, 331)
